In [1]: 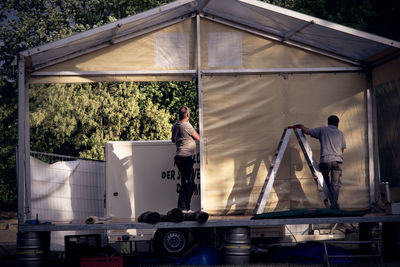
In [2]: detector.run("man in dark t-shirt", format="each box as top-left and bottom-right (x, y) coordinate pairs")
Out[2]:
(172, 106), (200, 212)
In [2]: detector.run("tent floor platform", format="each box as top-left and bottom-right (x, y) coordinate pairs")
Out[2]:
(18, 213), (400, 232)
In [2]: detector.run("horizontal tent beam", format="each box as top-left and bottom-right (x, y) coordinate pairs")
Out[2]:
(202, 67), (363, 75)
(30, 67), (363, 82)
(30, 67), (362, 80)
(30, 70), (197, 76)
(29, 70), (197, 83)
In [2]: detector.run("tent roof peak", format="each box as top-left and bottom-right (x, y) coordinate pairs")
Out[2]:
(20, 0), (400, 70)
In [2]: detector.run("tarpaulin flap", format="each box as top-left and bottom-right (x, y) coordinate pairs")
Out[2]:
(372, 57), (400, 201)
(251, 208), (366, 220)
(202, 73), (368, 215)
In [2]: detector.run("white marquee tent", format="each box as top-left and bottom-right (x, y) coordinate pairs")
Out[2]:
(18, 0), (400, 219)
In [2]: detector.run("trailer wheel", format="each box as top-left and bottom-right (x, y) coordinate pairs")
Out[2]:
(153, 228), (189, 256)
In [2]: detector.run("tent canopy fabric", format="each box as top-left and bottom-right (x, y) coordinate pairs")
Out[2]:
(21, 0), (400, 73)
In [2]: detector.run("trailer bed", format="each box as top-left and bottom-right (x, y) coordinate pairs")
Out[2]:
(18, 213), (400, 232)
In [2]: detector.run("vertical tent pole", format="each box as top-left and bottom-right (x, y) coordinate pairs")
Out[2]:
(17, 55), (31, 224)
(366, 72), (376, 212)
(25, 72), (31, 221)
(196, 14), (205, 211)
(17, 55), (25, 225)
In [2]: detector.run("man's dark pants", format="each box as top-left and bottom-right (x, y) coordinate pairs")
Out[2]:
(319, 161), (342, 209)
(175, 155), (195, 211)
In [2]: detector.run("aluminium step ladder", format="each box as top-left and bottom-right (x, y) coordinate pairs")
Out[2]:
(254, 126), (330, 215)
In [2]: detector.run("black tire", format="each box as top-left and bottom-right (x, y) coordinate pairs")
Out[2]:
(153, 228), (189, 257)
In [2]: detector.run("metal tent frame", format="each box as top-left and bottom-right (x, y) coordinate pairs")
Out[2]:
(17, 0), (400, 224)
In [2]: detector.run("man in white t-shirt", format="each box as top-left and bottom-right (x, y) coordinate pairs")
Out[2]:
(171, 106), (200, 212)
(299, 115), (346, 209)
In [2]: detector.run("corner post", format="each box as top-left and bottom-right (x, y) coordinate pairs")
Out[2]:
(17, 54), (31, 225)
(196, 14), (205, 211)
(366, 71), (376, 212)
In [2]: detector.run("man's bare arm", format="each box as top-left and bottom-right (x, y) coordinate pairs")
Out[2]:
(192, 131), (200, 141)
(299, 125), (311, 135)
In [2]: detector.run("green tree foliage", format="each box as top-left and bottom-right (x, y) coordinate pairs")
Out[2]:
(139, 81), (199, 129)
(0, 0), (174, 208)
(0, 79), (17, 208)
(290, 0), (375, 32)
(367, 0), (400, 42)
(30, 82), (171, 160)
(1, 0), (174, 80)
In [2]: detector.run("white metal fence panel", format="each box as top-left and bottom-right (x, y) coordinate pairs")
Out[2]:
(30, 151), (105, 251)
